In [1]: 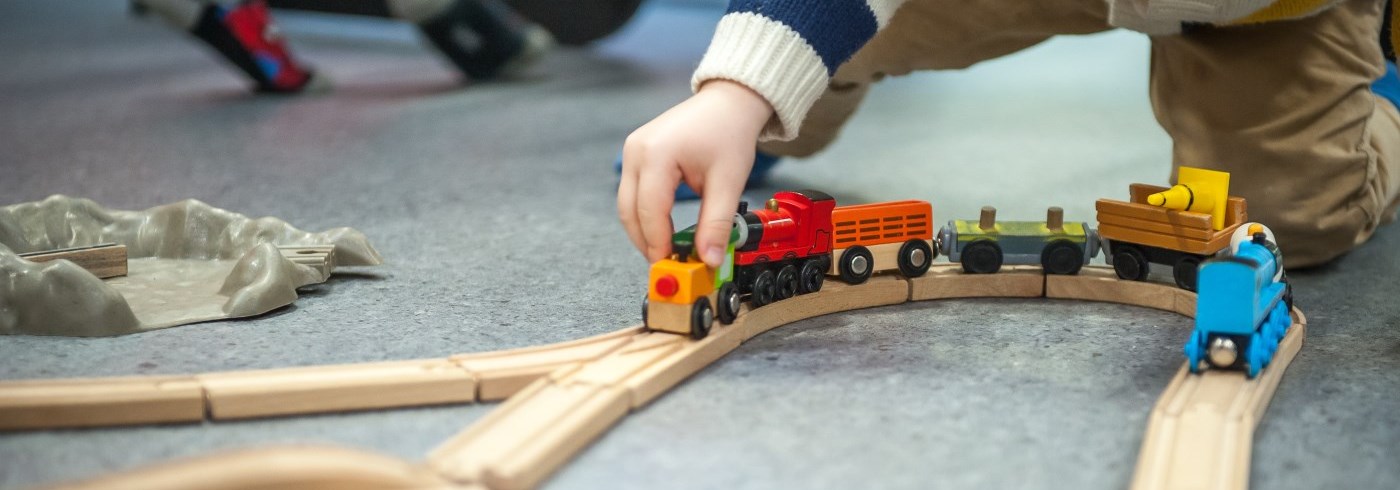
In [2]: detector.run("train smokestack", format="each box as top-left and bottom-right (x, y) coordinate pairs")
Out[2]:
(979, 206), (997, 231)
(1047, 207), (1064, 231)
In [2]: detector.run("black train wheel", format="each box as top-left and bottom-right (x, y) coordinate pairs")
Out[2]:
(717, 282), (740, 324)
(641, 295), (649, 328)
(689, 297), (713, 340)
(775, 264), (798, 300)
(1173, 256), (1202, 291)
(1041, 240), (1084, 275)
(838, 246), (873, 284)
(961, 240), (1003, 274)
(1112, 244), (1150, 281)
(897, 239), (934, 277)
(751, 269), (776, 308)
(1283, 278), (1295, 310)
(798, 259), (826, 294)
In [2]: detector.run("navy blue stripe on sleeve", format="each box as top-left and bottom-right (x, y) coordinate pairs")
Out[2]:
(726, 0), (878, 76)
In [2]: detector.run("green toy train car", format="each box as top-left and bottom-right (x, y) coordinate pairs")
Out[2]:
(938, 206), (1100, 275)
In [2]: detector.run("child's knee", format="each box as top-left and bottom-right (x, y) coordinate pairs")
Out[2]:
(1241, 197), (1375, 268)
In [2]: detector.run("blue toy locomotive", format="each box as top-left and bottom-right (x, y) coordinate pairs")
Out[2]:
(1185, 223), (1294, 378)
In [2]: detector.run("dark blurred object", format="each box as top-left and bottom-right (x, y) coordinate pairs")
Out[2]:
(503, 0), (643, 45)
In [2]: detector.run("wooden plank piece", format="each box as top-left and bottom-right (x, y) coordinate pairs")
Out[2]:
(1097, 223), (1235, 256)
(1044, 267), (1177, 313)
(909, 264), (1043, 301)
(0, 376), (204, 430)
(1097, 213), (1213, 240)
(19, 243), (128, 279)
(198, 359), (475, 420)
(1126, 184), (1248, 228)
(1097, 199), (1212, 230)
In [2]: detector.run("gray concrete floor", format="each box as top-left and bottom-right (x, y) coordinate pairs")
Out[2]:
(1, 1), (1397, 489)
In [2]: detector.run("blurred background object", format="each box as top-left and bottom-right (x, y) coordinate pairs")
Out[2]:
(133, 0), (566, 92)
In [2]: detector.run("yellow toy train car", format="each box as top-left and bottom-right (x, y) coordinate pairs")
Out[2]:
(643, 223), (741, 339)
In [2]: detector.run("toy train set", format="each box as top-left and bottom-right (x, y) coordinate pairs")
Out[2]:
(643, 167), (1295, 379)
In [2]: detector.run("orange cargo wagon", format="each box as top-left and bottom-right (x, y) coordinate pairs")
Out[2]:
(828, 200), (936, 284)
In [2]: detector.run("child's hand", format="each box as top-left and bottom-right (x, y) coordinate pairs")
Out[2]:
(618, 80), (774, 267)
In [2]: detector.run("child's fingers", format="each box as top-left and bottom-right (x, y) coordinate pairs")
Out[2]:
(694, 162), (748, 268)
(635, 160), (679, 262)
(616, 146), (647, 257)
(616, 169), (646, 257)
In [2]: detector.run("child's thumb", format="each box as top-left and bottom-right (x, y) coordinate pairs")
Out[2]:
(696, 198), (739, 269)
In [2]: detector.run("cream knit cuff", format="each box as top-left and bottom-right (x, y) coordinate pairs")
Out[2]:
(691, 12), (830, 142)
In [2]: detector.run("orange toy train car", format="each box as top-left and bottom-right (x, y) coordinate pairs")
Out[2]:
(643, 193), (939, 339)
(828, 200), (936, 284)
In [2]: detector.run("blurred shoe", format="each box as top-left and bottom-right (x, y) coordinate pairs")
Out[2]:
(418, 0), (554, 81)
(182, 0), (319, 93)
(613, 151), (783, 201)
(189, 0), (320, 93)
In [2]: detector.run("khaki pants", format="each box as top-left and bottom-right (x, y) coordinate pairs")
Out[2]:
(761, 0), (1400, 267)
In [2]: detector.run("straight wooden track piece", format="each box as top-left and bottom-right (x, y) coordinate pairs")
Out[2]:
(0, 376), (204, 430)
(1045, 266), (1177, 313)
(18, 243), (128, 278)
(909, 264), (1044, 301)
(450, 326), (644, 401)
(46, 445), (467, 490)
(197, 359), (475, 420)
(1130, 309), (1307, 490)
(428, 375), (630, 490)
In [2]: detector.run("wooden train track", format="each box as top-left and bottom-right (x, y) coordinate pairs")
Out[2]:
(3, 265), (1307, 490)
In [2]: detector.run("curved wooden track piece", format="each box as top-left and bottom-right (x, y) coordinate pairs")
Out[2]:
(44, 446), (467, 490)
(3, 265), (1307, 490)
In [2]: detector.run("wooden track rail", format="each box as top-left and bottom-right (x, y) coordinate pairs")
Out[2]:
(4, 265), (1307, 490)
(1131, 311), (1307, 490)
(47, 446), (470, 490)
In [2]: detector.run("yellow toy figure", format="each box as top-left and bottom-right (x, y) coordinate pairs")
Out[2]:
(1148, 167), (1232, 230)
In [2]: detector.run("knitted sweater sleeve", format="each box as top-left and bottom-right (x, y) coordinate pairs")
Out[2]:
(691, 0), (907, 142)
